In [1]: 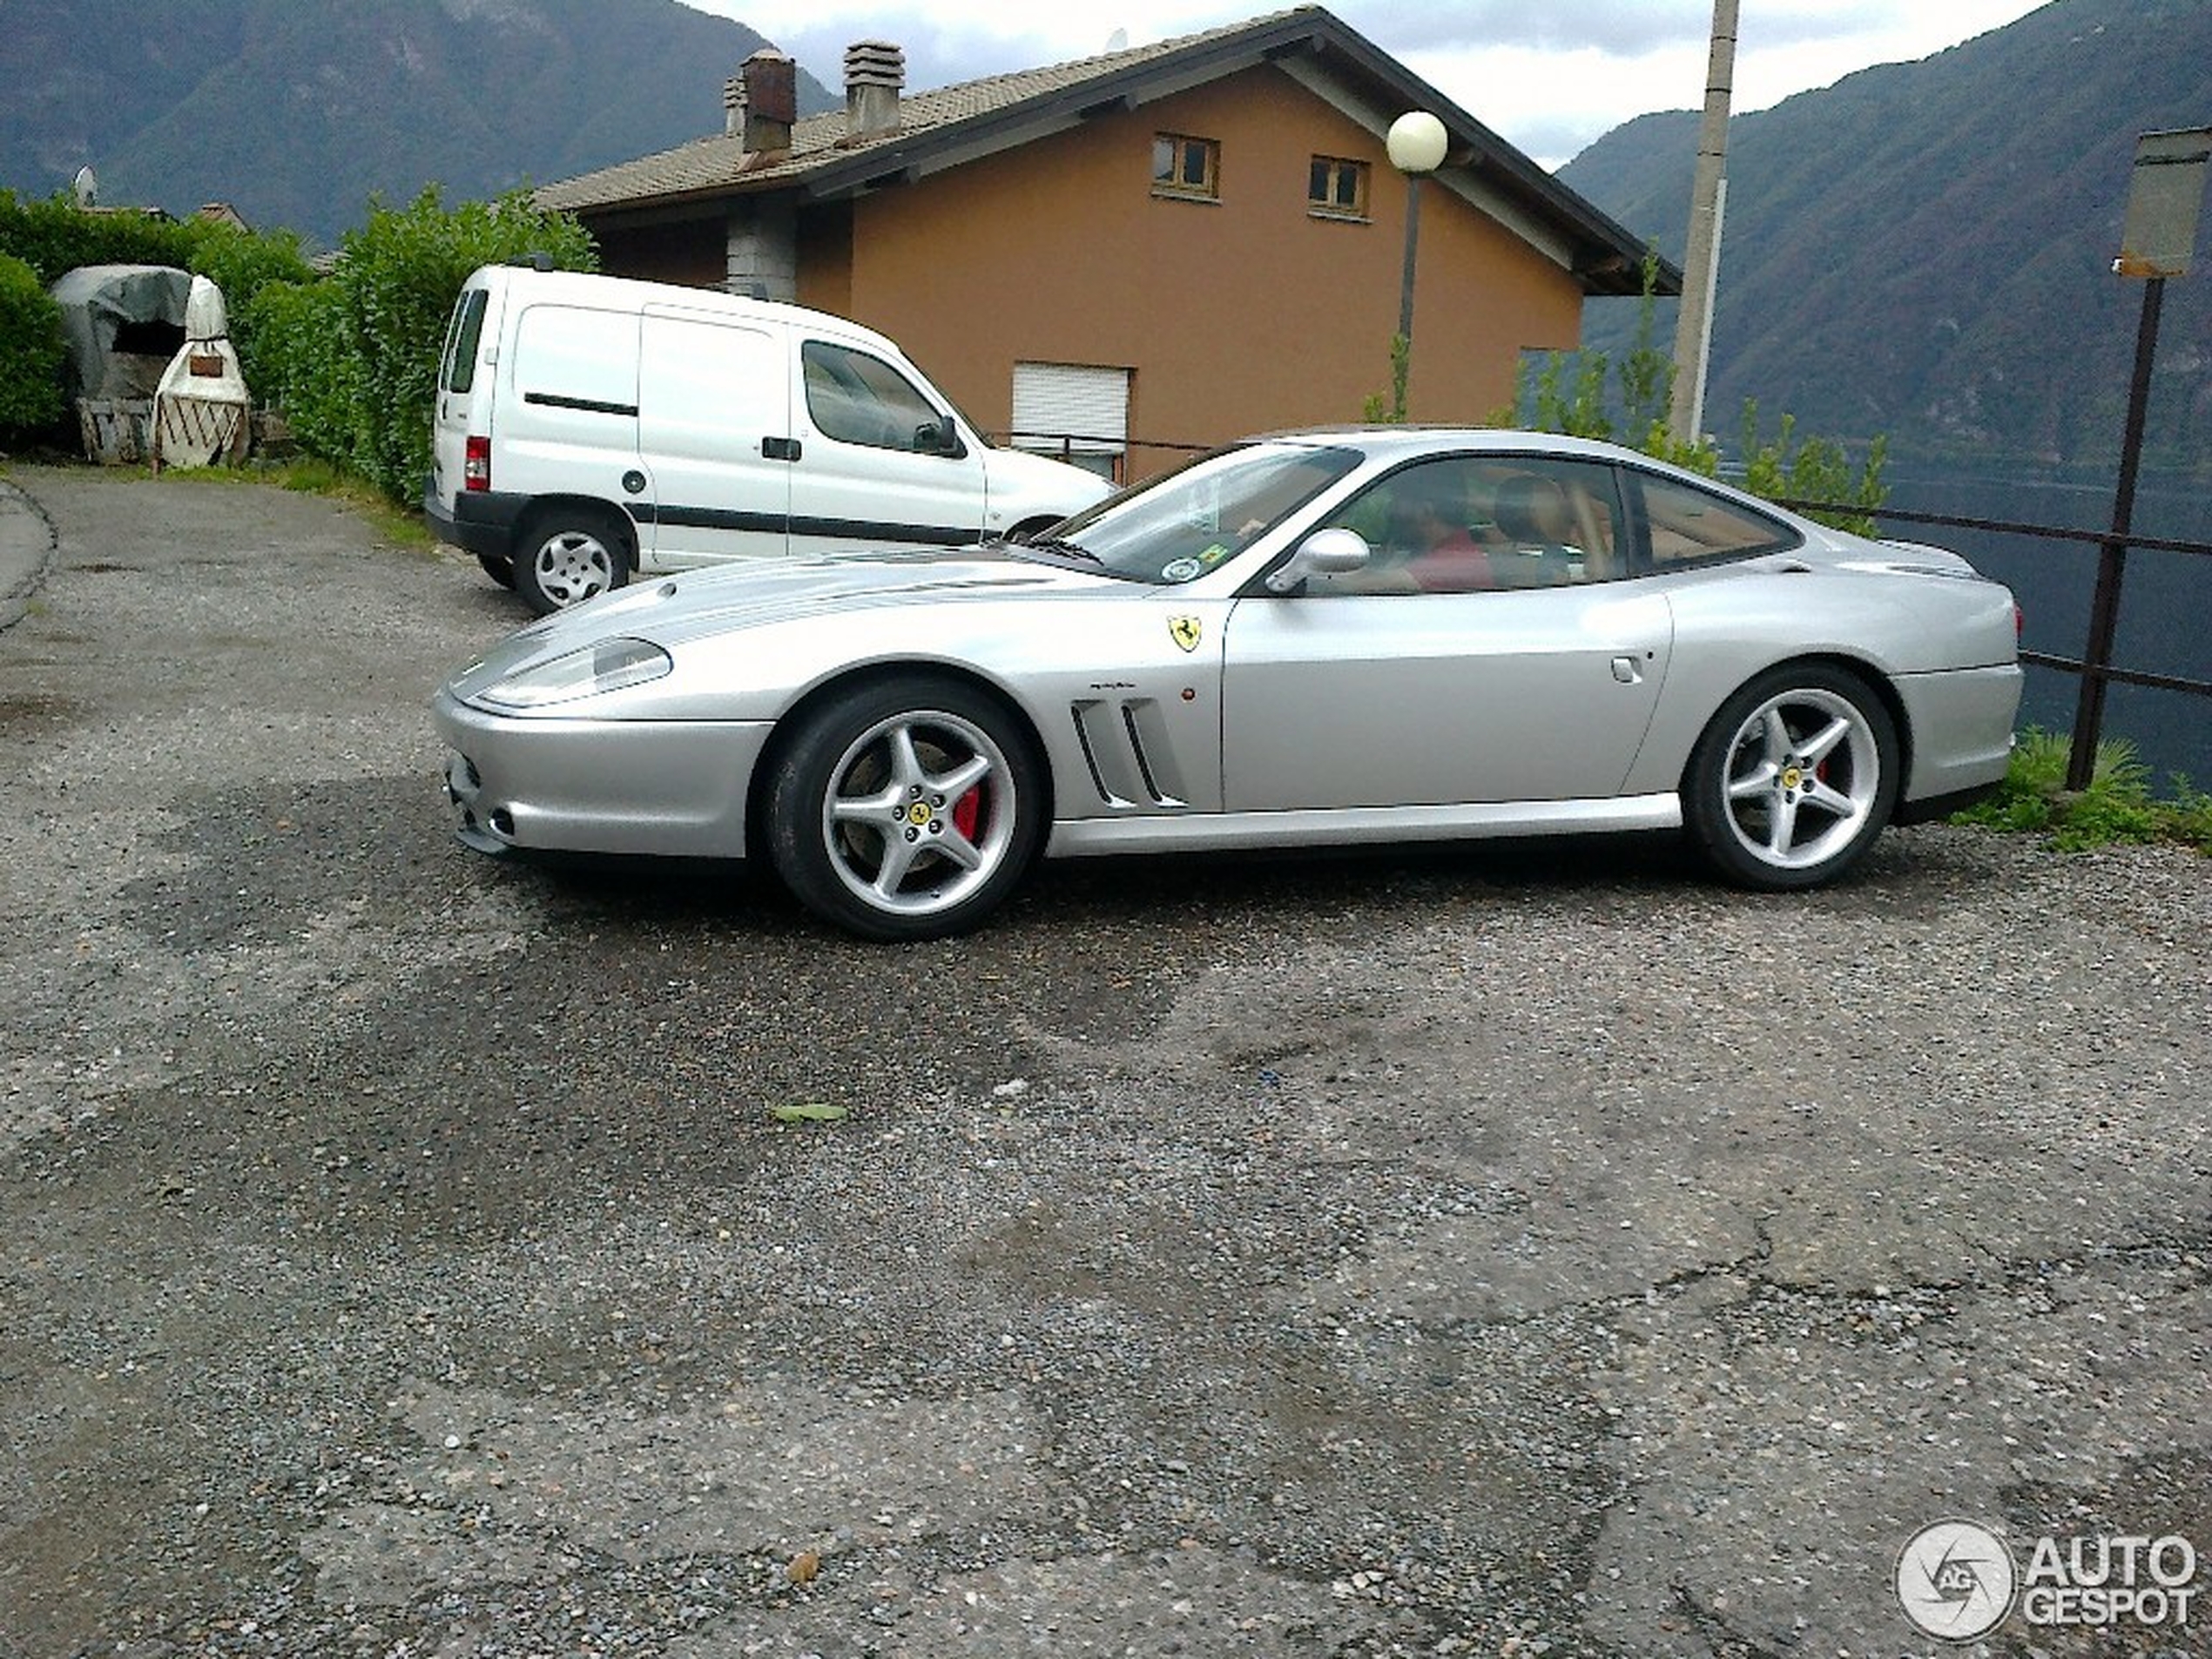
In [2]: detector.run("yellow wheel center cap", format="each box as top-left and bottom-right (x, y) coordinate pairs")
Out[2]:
(907, 802), (933, 826)
(1781, 765), (1804, 791)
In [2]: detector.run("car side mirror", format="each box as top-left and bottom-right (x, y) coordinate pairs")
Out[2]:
(914, 416), (964, 458)
(1266, 527), (1370, 594)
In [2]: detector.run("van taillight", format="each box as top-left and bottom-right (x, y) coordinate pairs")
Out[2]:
(463, 435), (490, 491)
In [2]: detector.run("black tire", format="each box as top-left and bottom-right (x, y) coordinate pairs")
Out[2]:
(764, 676), (1048, 941)
(1683, 662), (1900, 890)
(475, 550), (516, 590)
(516, 509), (631, 616)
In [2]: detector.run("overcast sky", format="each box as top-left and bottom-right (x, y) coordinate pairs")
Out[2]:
(675, 0), (2054, 167)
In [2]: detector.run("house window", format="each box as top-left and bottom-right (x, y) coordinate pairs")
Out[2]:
(1308, 156), (1369, 219)
(1152, 133), (1219, 200)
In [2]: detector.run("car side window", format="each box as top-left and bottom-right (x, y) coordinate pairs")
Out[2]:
(1313, 456), (1623, 594)
(802, 341), (946, 453)
(1629, 470), (1801, 568)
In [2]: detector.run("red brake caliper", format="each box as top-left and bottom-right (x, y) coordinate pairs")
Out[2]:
(953, 786), (983, 840)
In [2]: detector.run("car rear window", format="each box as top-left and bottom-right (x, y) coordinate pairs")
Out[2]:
(441, 288), (489, 396)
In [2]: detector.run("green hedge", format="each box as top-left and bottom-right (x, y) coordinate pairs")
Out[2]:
(0, 252), (65, 435)
(0, 185), (592, 497)
(0, 187), (316, 437)
(246, 186), (595, 503)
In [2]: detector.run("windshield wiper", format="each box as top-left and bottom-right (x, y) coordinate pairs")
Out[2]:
(1014, 535), (1103, 564)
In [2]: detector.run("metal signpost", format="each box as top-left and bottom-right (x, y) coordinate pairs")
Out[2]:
(2068, 126), (2212, 791)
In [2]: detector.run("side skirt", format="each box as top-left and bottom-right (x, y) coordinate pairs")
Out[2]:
(1045, 794), (1683, 859)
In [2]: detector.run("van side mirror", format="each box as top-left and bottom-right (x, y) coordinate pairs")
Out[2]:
(914, 416), (965, 458)
(1265, 527), (1371, 594)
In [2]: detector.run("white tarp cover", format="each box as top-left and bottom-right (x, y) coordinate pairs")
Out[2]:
(154, 276), (250, 468)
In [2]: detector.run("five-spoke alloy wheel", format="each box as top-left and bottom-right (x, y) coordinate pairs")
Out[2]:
(1684, 663), (1900, 889)
(765, 676), (1047, 940)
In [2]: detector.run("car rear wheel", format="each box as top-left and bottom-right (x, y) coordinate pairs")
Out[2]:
(765, 677), (1047, 941)
(516, 510), (631, 615)
(1684, 664), (1899, 889)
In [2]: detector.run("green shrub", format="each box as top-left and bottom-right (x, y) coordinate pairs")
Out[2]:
(0, 251), (65, 436)
(1952, 727), (2208, 855)
(1514, 253), (1886, 534)
(289, 186), (596, 502)
(0, 190), (314, 423)
(244, 277), (364, 466)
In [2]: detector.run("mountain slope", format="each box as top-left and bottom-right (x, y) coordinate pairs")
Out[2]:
(1560, 0), (2212, 472)
(2, 0), (834, 246)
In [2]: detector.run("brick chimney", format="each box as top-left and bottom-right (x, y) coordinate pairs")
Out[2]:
(844, 41), (905, 142)
(723, 74), (744, 137)
(741, 50), (796, 153)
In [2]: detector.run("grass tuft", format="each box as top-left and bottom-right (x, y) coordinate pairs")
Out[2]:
(1952, 727), (2209, 853)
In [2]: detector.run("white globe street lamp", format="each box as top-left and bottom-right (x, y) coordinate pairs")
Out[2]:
(1386, 111), (1449, 419)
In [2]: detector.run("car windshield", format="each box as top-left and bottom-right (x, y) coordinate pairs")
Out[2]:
(1024, 442), (1363, 585)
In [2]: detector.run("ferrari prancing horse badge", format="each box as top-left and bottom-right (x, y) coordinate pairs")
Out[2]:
(1169, 616), (1203, 653)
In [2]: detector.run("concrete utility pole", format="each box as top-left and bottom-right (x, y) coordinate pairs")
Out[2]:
(1669, 0), (1738, 445)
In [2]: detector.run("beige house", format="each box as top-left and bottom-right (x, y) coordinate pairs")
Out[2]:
(539, 7), (1673, 482)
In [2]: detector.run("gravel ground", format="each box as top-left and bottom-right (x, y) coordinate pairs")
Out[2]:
(0, 462), (2206, 1659)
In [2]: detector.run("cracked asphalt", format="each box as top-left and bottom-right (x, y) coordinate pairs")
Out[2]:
(0, 462), (2207, 1658)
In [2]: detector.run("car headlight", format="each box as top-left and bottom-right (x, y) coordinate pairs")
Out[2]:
(476, 637), (673, 710)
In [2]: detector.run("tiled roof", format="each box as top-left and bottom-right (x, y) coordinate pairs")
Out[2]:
(539, 11), (1298, 212)
(535, 4), (1669, 295)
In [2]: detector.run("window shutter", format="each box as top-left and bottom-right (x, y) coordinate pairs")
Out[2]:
(1011, 362), (1130, 455)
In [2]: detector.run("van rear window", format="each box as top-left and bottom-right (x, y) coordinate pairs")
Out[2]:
(442, 289), (489, 395)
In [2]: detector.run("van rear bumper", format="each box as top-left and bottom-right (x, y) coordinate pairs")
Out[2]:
(423, 479), (529, 561)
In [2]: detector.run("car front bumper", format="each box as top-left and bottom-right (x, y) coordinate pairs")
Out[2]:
(433, 689), (772, 860)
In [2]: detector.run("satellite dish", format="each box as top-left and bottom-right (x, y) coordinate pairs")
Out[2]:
(72, 165), (98, 208)
(1105, 28), (1129, 51)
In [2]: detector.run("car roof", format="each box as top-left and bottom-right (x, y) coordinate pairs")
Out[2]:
(1253, 426), (1648, 463)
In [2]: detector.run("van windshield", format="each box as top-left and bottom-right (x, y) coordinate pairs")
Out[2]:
(1020, 442), (1361, 586)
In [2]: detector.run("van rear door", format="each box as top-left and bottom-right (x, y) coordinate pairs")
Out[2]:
(637, 307), (791, 567)
(430, 279), (499, 524)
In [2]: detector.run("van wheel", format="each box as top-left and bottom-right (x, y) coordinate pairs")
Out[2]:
(475, 551), (516, 590)
(517, 510), (631, 615)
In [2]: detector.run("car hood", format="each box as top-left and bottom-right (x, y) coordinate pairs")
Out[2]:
(444, 546), (1120, 703)
(536, 546), (1109, 647)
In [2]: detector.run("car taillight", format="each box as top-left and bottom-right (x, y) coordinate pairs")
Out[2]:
(463, 435), (490, 492)
(2015, 603), (2025, 638)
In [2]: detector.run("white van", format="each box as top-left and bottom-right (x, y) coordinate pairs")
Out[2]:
(427, 265), (1111, 614)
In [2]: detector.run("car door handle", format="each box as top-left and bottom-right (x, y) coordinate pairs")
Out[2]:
(762, 436), (802, 462)
(1611, 655), (1643, 685)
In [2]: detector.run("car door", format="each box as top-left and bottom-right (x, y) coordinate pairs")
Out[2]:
(1219, 456), (1674, 810)
(636, 307), (791, 566)
(786, 338), (990, 556)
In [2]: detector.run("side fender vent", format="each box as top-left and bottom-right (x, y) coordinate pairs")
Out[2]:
(1069, 698), (1188, 808)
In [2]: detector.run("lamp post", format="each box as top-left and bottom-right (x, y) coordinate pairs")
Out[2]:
(1669, 0), (1739, 445)
(1386, 111), (1448, 421)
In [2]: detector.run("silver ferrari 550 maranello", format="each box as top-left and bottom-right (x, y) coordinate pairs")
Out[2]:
(433, 428), (2022, 940)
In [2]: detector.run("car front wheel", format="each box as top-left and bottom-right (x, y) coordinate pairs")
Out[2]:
(1684, 664), (1899, 889)
(516, 510), (631, 615)
(764, 677), (1047, 941)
